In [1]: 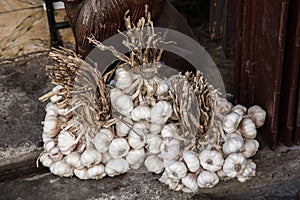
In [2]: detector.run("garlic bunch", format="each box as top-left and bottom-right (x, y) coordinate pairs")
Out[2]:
(113, 94), (134, 116)
(232, 104), (247, 117)
(181, 173), (199, 193)
(156, 80), (170, 96)
(87, 164), (106, 180)
(131, 105), (151, 121)
(65, 152), (83, 169)
(242, 139), (259, 158)
(237, 160), (256, 182)
(145, 135), (162, 154)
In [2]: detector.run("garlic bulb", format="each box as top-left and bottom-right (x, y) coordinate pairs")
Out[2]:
(116, 118), (133, 137)
(101, 152), (112, 165)
(156, 80), (170, 95)
(49, 85), (64, 103)
(109, 138), (130, 158)
(149, 123), (163, 135)
(159, 171), (184, 191)
(165, 161), (187, 179)
(239, 118), (257, 139)
(199, 150), (224, 172)
(144, 155), (164, 174)
(223, 112), (242, 134)
(151, 101), (173, 124)
(223, 153), (246, 178)
(57, 131), (76, 155)
(222, 133), (244, 155)
(65, 152), (83, 169)
(242, 139), (259, 158)
(125, 148), (146, 169)
(128, 130), (145, 150)
(110, 88), (123, 108)
(80, 148), (102, 167)
(87, 164), (106, 180)
(183, 150), (200, 173)
(145, 135), (162, 154)
(131, 105), (151, 121)
(49, 146), (63, 161)
(45, 102), (59, 116)
(215, 97), (233, 116)
(247, 105), (266, 128)
(113, 94), (133, 116)
(237, 160), (256, 182)
(39, 152), (53, 167)
(161, 123), (178, 138)
(49, 160), (73, 177)
(232, 104), (247, 117)
(160, 139), (181, 161)
(105, 158), (130, 177)
(74, 168), (88, 180)
(181, 173), (199, 193)
(43, 115), (60, 138)
(197, 171), (219, 188)
(94, 128), (114, 153)
(44, 140), (56, 152)
(115, 67), (133, 89)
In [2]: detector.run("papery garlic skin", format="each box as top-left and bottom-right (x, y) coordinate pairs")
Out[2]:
(160, 139), (181, 161)
(126, 148), (146, 169)
(144, 155), (164, 174)
(215, 97), (233, 116)
(223, 112), (242, 134)
(57, 131), (76, 155)
(151, 101), (173, 124)
(239, 118), (257, 139)
(222, 133), (244, 155)
(87, 164), (106, 180)
(109, 138), (130, 158)
(232, 104), (247, 117)
(197, 171), (219, 188)
(247, 105), (266, 128)
(183, 150), (200, 173)
(223, 153), (246, 178)
(237, 160), (256, 182)
(181, 173), (199, 193)
(113, 94), (133, 116)
(94, 128), (114, 153)
(74, 168), (89, 180)
(165, 161), (187, 180)
(49, 160), (73, 177)
(116, 118), (133, 137)
(80, 148), (102, 167)
(146, 135), (162, 154)
(131, 105), (151, 121)
(65, 152), (83, 169)
(161, 123), (178, 138)
(105, 158), (130, 177)
(242, 139), (259, 158)
(115, 68), (133, 89)
(199, 150), (224, 172)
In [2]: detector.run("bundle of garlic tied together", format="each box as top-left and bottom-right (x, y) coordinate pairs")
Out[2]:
(37, 10), (266, 193)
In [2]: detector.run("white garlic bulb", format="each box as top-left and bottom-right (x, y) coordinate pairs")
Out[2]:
(149, 123), (163, 135)
(65, 152), (83, 169)
(145, 135), (162, 154)
(57, 131), (76, 155)
(223, 112), (242, 134)
(161, 123), (178, 138)
(113, 94), (133, 116)
(247, 105), (266, 128)
(160, 139), (181, 161)
(239, 118), (257, 139)
(197, 171), (219, 188)
(223, 153), (246, 178)
(199, 149), (224, 172)
(109, 138), (130, 158)
(128, 130), (145, 150)
(242, 139), (259, 158)
(87, 164), (106, 180)
(45, 102), (59, 116)
(165, 161), (187, 179)
(43, 115), (60, 138)
(105, 158), (130, 177)
(131, 105), (151, 121)
(232, 104), (247, 117)
(215, 97), (233, 116)
(110, 88), (123, 108)
(49, 160), (73, 177)
(151, 101), (173, 124)
(125, 148), (146, 169)
(116, 118), (133, 137)
(159, 171), (184, 191)
(74, 168), (88, 180)
(101, 151), (113, 165)
(222, 133), (244, 155)
(39, 152), (53, 167)
(49, 146), (63, 161)
(115, 67), (133, 89)
(183, 150), (200, 173)
(94, 128), (114, 153)
(49, 85), (64, 103)
(181, 173), (199, 193)
(237, 160), (256, 182)
(144, 155), (164, 174)
(156, 80), (170, 95)
(80, 147), (102, 167)
(44, 139), (56, 152)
